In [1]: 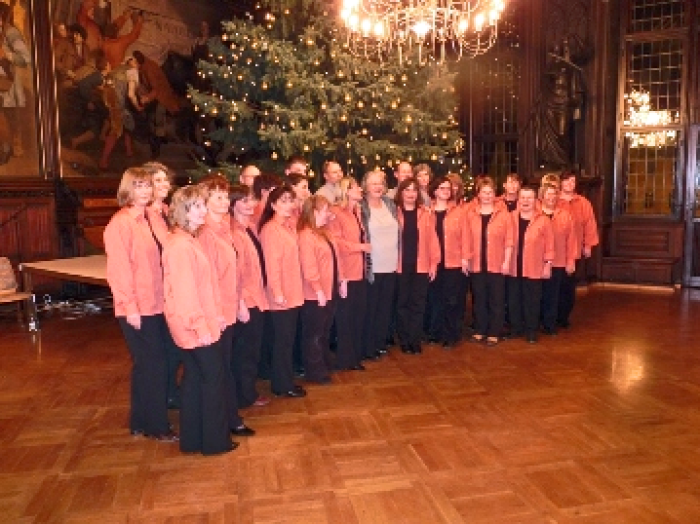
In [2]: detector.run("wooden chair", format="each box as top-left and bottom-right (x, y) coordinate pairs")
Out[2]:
(0, 290), (36, 329)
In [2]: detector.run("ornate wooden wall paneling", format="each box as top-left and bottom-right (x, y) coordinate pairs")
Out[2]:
(0, 180), (59, 290)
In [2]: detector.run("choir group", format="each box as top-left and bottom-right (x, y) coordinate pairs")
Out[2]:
(104, 159), (599, 455)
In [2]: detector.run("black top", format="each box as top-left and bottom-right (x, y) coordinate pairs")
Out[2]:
(480, 213), (492, 273)
(517, 216), (530, 277)
(435, 210), (447, 269)
(246, 227), (267, 287)
(504, 198), (518, 212)
(401, 207), (419, 274)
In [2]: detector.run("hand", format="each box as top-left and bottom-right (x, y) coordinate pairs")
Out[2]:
(543, 264), (552, 279)
(237, 303), (250, 323)
(198, 333), (213, 346)
(428, 269), (436, 282)
(566, 263), (576, 275)
(360, 243), (372, 253)
(583, 246), (592, 259)
(274, 295), (286, 306)
(317, 290), (327, 307)
(126, 313), (141, 329)
(339, 280), (348, 299)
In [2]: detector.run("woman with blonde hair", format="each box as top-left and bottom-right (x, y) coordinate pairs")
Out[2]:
(360, 170), (400, 360)
(163, 185), (233, 454)
(465, 176), (513, 346)
(413, 163), (433, 206)
(142, 161), (181, 410)
(297, 194), (347, 383)
(325, 177), (371, 370)
(104, 167), (176, 441)
(197, 174), (255, 438)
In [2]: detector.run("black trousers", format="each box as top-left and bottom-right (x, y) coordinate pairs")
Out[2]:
(542, 267), (566, 330)
(231, 307), (264, 408)
(334, 280), (367, 369)
(558, 259), (582, 325)
(270, 307), (300, 393)
(396, 271), (430, 347)
(427, 267), (465, 344)
(471, 271), (505, 338)
(363, 272), (397, 356)
(163, 325), (183, 406)
(300, 299), (336, 382)
(179, 340), (231, 455)
(220, 324), (242, 429)
(257, 312), (273, 380)
(118, 314), (170, 436)
(507, 276), (543, 336)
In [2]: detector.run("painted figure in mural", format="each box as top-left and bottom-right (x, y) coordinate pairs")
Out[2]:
(69, 54), (111, 150)
(0, 1), (31, 162)
(55, 23), (90, 88)
(76, 0), (103, 53)
(102, 9), (143, 68)
(132, 50), (181, 158)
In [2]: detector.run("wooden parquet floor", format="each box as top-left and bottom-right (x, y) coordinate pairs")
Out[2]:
(3, 286), (700, 523)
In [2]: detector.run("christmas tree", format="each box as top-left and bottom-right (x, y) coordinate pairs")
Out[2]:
(189, 0), (467, 184)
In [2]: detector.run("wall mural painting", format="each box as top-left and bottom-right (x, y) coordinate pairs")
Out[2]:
(51, 0), (221, 178)
(0, 0), (40, 177)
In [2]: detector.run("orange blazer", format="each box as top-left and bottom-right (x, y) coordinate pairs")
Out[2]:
(507, 211), (555, 279)
(432, 203), (471, 269)
(557, 194), (599, 257)
(325, 205), (365, 281)
(104, 206), (164, 317)
(298, 229), (345, 300)
(259, 219), (304, 310)
(544, 208), (578, 269)
(397, 206), (441, 274)
(230, 218), (269, 312)
(197, 215), (238, 327)
(465, 206), (514, 274)
(162, 229), (222, 349)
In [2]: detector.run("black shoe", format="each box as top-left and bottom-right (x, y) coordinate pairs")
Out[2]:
(231, 424), (256, 437)
(146, 430), (179, 442)
(412, 343), (423, 354)
(349, 363), (366, 371)
(273, 387), (307, 398)
(427, 336), (439, 344)
(130, 429), (144, 437)
(377, 347), (389, 355)
(362, 352), (381, 361)
(557, 320), (570, 329)
(526, 333), (538, 344)
(442, 341), (455, 350)
(542, 327), (558, 336)
(294, 367), (306, 378)
(400, 345), (414, 354)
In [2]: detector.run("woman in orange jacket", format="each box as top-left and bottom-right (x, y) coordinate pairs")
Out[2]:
(506, 187), (555, 344)
(142, 161), (182, 410)
(197, 174), (255, 439)
(539, 183), (578, 335)
(162, 185), (233, 454)
(258, 185), (307, 398)
(104, 167), (176, 441)
(298, 195), (347, 383)
(465, 177), (513, 347)
(325, 177), (371, 371)
(425, 175), (470, 349)
(229, 184), (271, 408)
(395, 178), (440, 354)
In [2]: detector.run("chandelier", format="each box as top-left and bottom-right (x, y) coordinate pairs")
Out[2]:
(339, 0), (506, 65)
(623, 89), (680, 148)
